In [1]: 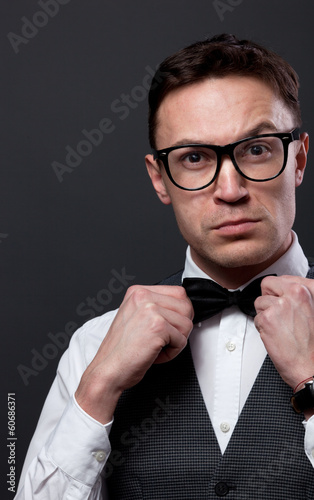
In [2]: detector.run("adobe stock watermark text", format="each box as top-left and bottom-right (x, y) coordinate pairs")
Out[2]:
(7, 0), (71, 55)
(213, 0), (244, 21)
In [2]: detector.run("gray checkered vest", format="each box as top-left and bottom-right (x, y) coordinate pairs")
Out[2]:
(105, 266), (314, 499)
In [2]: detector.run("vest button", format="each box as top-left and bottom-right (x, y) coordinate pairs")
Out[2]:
(215, 481), (230, 496)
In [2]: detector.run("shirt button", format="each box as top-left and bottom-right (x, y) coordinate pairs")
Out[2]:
(226, 341), (236, 352)
(220, 421), (230, 433)
(93, 450), (106, 462)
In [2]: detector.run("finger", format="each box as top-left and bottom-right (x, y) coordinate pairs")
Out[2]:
(122, 304), (192, 364)
(129, 298), (193, 340)
(156, 305), (194, 338)
(254, 294), (278, 313)
(125, 285), (194, 321)
(280, 276), (314, 302)
(126, 284), (189, 300)
(276, 275), (314, 286)
(153, 319), (191, 364)
(261, 275), (314, 300)
(155, 344), (187, 364)
(260, 275), (285, 297)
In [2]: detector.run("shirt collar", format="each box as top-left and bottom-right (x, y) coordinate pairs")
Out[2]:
(182, 231), (309, 288)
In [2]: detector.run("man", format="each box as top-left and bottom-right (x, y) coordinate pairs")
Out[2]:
(16, 34), (314, 499)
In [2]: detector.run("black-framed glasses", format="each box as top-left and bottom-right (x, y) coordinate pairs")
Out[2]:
(152, 128), (300, 191)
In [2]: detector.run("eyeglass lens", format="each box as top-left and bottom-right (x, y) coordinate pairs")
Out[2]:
(167, 136), (285, 190)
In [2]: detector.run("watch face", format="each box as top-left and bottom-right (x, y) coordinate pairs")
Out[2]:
(290, 381), (314, 414)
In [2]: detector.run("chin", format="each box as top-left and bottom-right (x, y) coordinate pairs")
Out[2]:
(202, 240), (276, 270)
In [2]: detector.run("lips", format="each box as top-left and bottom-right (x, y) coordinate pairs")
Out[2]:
(213, 218), (260, 235)
(214, 218), (257, 229)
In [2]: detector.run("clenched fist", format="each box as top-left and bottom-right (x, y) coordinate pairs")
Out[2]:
(76, 285), (194, 423)
(254, 275), (314, 394)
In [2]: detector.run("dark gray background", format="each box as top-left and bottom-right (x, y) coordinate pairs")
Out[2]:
(1, 0), (314, 494)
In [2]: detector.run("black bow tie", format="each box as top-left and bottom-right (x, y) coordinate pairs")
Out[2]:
(182, 276), (270, 323)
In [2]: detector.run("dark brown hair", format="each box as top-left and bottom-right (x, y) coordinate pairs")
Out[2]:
(148, 34), (301, 148)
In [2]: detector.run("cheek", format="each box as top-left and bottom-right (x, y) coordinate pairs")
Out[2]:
(170, 194), (205, 237)
(262, 177), (296, 229)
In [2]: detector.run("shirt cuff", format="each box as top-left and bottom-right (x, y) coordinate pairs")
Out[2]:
(45, 395), (113, 487)
(303, 414), (314, 466)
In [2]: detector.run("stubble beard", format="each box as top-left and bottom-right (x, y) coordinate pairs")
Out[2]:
(190, 212), (288, 277)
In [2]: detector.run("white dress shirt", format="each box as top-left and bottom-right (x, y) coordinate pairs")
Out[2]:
(15, 232), (314, 499)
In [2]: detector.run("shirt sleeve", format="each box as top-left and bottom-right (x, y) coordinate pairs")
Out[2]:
(14, 311), (117, 500)
(303, 415), (314, 466)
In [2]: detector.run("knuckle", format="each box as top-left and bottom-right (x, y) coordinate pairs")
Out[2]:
(182, 301), (194, 321)
(125, 284), (140, 298)
(256, 308), (273, 331)
(175, 285), (188, 299)
(290, 283), (310, 301)
(148, 312), (167, 333)
(177, 334), (188, 350)
(175, 286), (194, 317)
(277, 296), (288, 309)
(260, 275), (276, 290)
(185, 317), (194, 335)
(128, 286), (150, 305)
(151, 334), (168, 352)
(254, 296), (262, 309)
(261, 275), (274, 285)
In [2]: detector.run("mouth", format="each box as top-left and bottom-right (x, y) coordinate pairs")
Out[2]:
(213, 218), (260, 235)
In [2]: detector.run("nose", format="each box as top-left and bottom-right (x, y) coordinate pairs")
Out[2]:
(213, 155), (249, 204)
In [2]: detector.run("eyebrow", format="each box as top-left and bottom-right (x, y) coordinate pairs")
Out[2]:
(170, 121), (280, 148)
(243, 122), (279, 139)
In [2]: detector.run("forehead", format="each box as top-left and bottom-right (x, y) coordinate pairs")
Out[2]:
(155, 76), (294, 148)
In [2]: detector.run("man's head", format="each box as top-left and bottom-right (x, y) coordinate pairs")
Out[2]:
(145, 35), (309, 287)
(148, 34), (301, 150)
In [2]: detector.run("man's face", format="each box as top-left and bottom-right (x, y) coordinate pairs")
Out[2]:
(145, 76), (308, 286)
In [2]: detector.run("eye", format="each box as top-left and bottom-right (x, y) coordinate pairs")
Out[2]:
(238, 141), (272, 162)
(247, 144), (269, 156)
(183, 152), (204, 163)
(178, 148), (216, 167)
(169, 146), (216, 171)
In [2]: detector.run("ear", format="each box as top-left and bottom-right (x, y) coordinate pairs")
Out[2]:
(145, 154), (172, 205)
(295, 132), (309, 187)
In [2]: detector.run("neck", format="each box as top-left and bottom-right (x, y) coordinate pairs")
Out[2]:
(199, 264), (271, 289)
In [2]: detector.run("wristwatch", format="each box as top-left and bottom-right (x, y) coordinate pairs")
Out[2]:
(291, 380), (314, 414)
